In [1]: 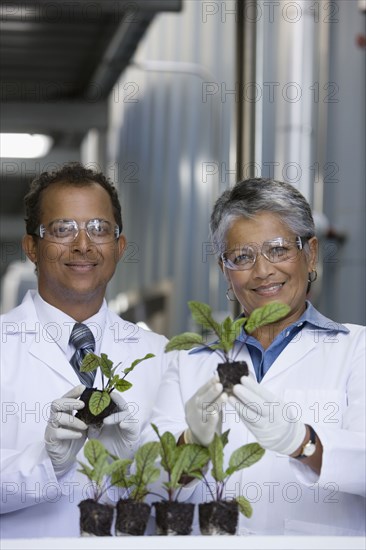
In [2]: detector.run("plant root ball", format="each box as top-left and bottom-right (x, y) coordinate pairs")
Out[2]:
(217, 361), (249, 393)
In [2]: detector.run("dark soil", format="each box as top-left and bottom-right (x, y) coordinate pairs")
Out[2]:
(153, 501), (195, 535)
(217, 361), (249, 392)
(115, 499), (151, 536)
(78, 499), (114, 536)
(75, 388), (118, 426)
(199, 500), (239, 535)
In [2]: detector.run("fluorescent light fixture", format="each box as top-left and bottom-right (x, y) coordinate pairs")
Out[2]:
(0, 133), (53, 158)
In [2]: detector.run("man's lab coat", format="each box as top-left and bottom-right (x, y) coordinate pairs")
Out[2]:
(1, 290), (169, 538)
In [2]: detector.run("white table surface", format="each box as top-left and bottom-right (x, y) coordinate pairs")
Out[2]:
(1, 536), (365, 550)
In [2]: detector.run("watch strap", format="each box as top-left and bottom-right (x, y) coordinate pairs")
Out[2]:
(294, 424), (317, 459)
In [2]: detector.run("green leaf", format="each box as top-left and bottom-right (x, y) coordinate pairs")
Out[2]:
(165, 332), (204, 352)
(220, 429), (230, 448)
(226, 443), (265, 475)
(123, 353), (155, 375)
(208, 433), (225, 482)
(181, 444), (210, 477)
(89, 390), (110, 415)
(84, 439), (108, 467)
(159, 431), (178, 473)
(77, 462), (94, 481)
(152, 424), (178, 474)
(236, 495), (253, 518)
(232, 317), (247, 334)
(134, 441), (160, 475)
(99, 353), (113, 378)
(114, 378), (133, 392)
(140, 463), (160, 486)
(93, 453), (110, 487)
(128, 455), (161, 501)
(170, 445), (192, 487)
(110, 374), (121, 387)
(110, 459), (133, 487)
(80, 352), (100, 373)
(188, 301), (221, 336)
(245, 302), (291, 333)
(220, 316), (237, 353)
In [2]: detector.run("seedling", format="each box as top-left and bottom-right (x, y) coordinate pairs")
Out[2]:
(165, 301), (290, 390)
(110, 440), (161, 502)
(77, 439), (118, 502)
(151, 423), (210, 502)
(78, 352), (155, 421)
(193, 430), (265, 520)
(77, 439), (126, 536)
(150, 423), (211, 535)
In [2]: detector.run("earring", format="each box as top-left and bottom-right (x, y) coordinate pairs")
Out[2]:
(226, 286), (236, 302)
(308, 270), (318, 283)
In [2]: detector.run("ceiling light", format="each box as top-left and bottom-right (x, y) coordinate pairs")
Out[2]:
(0, 133), (53, 158)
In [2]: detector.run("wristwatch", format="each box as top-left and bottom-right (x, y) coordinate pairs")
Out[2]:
(294, 425), (317, 459)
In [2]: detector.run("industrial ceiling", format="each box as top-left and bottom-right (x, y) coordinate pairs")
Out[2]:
(0, 0), (182, 219)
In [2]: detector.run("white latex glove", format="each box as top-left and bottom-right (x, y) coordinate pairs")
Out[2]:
(229, 376), (306, 455)
(45, 384), (87, 477)
(184, 376), (227, 446)
(88, 391), (140, 459)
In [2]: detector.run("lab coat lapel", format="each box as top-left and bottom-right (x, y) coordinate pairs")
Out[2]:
(5, 292), (80, 385)
(28, 335), (80, 385)
(261, 328), (317, 383)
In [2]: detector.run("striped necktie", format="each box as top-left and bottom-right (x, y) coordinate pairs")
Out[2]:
(69, 323), (96, 388)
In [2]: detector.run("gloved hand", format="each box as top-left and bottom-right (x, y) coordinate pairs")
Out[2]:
(184, 376), (226, 446)
(45, 384), (87, 477)
(88, 392), (140, 459)
(229, 376), (306, 455)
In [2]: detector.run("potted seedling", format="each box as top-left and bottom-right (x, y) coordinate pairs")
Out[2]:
(165, 301), (290, 391)
(76, 352), (155, 426)
(110, 440), (161, 536)
(195, 430), (265, 535)
(77, 439), (118, 536)
(151, 423), (210, 536)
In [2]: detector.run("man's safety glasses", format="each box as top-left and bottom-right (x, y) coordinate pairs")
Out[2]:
(35, 219), (120, 244)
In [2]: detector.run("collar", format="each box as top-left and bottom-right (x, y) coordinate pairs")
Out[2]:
(189, 301), (349, 355)
(238, 300), (349, 343)
(33, 291), (107, 357)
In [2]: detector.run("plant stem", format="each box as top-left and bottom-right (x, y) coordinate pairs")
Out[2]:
(202, 473), (216, 501)
(194, 341), (227, 362)
(232, 335), (249, 362)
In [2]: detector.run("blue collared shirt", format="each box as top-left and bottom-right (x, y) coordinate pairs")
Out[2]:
(241, 301), (349, 382)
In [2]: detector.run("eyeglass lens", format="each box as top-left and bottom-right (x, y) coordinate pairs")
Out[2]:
(223, 238), (302, 270)
(41, 219), (118, 243)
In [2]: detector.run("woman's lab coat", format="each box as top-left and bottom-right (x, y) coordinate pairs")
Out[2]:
(147, 321), (366, 536)
(0, 290), (170, 538)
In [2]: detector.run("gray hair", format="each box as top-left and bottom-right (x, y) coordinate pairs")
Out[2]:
(210, 178), (315, 255)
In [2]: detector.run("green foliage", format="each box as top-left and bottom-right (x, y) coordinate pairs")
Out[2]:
(151, 423), (210, 502)
(89, 391), (111, 416)
(165, 300), (291, 362)
(111, 441), (160, 503)
(244, 302), (290, 334)
(80, 352), (155, 416)
(77, 439), (117, 502)
(204, 432), (265, 518)
(79, 438), (162, 505)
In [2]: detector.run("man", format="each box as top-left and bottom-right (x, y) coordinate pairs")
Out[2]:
(0, 163), (169, 538)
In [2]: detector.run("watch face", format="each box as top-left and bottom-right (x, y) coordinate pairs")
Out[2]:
(303, 442), (316, 457)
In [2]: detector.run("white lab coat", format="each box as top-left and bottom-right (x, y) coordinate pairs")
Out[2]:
(0, 290), (170, 538)
(146, 321), (366, 536)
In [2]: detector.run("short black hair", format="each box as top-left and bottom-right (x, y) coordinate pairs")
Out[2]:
(24, 162), (123, 235)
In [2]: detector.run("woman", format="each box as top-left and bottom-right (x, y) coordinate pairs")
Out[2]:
(147, 178), (365, 536)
